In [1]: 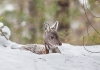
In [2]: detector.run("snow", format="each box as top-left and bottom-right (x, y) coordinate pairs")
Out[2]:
(2, 26), (11, 38)
(78, 0), (90, 8)
(0, 22), (100, 70)
(0, 22), (4, 28)
(0, 4), (15, 15)
(0, 44), (100, 70)
(4, 4), (14, 11)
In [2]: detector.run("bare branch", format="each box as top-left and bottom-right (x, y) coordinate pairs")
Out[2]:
(83, 0), (100, 35)
(85, 0), (100, 18)
(95, 0), (100, 3)
(83, 0), (98, 44)
(0, 28), (8, 40)
(83, 36), (100, 53)
(82, 0), (100, 53)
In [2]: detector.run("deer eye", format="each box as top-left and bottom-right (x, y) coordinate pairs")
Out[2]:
(50, 36), (54, 39)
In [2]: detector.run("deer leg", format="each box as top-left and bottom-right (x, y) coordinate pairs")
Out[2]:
(44, 44), (49, 54)
(52, 47), (61, 53)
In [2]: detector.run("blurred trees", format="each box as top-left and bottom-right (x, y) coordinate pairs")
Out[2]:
(56, 0), (70, 30)
(0, 0), (100, 45)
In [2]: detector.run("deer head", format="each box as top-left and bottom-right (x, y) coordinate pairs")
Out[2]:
(43, 21), (62, 54)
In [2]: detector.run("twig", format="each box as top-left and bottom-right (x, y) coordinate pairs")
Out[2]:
(83, 0), (100, 44)
(83, 0), (97, 44)
(86, 23), (98, 44)
(83, 36), (100, 53)
(83, 0), (100, 35)
(83, 0), (100, 53)
(0, 28), (8, 40)
(95, 0), (100, 3)
(85, 0), (100, 18)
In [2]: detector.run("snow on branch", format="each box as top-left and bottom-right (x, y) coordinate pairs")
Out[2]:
(0, 22), (11, 40)
(0, 28), (9, 40)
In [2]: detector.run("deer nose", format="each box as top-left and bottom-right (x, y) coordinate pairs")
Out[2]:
(59, 42), (62, 46)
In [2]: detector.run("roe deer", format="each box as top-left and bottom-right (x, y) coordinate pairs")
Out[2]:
(43, 21), (62, 54)
(12, 21), (62, 54)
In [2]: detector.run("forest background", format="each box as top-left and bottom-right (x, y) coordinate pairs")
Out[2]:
(0, 0), (100, 45)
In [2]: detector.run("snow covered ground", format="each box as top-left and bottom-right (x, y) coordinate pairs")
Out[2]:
(0, 22), (100, 70)
(0, 43), (100, 70)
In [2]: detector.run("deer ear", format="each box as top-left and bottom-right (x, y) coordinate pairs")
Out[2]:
(44, 22), (50, 32)
(51, 21), (59, 31)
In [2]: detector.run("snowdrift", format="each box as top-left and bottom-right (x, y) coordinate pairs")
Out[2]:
(0, 22), (100, 70)
(0, 44), (100, 70)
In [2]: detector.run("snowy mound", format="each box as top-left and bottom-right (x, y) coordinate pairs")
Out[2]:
(0, 22), (100, 70)
(0, 44), (100, 70)
(0, 22), (22, 47)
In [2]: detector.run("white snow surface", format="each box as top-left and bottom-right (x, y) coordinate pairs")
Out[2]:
(0, 22), (100, 70)
(0, 43), (100, 70)
(0, 22), (4, 28)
